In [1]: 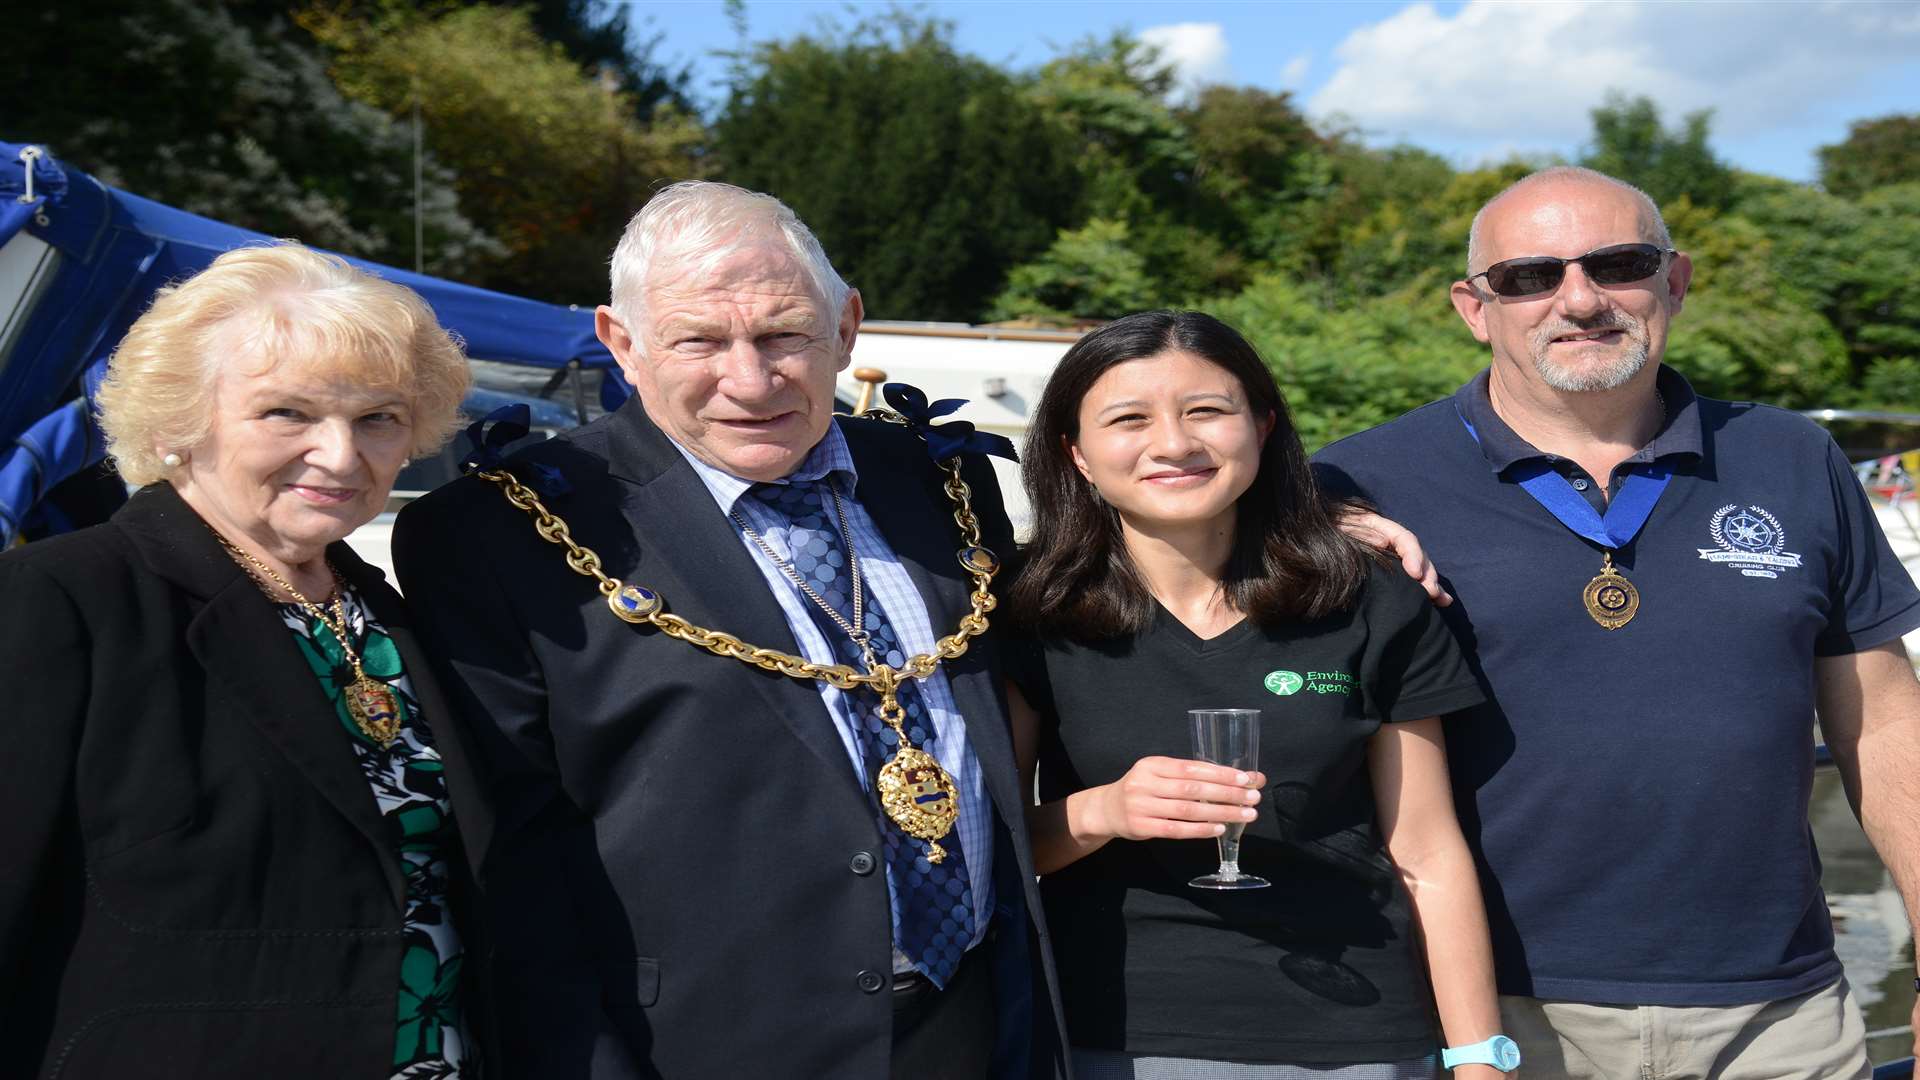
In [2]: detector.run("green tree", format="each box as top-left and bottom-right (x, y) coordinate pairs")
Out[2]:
(1211, 275), (1483, 448)
(1582, 93), (1736, 211)
(0, 0), (498, 274)
(1180, 86), (1323, 204)
(1734, 180), (1920, 375)
(1309, 147), (1494, 304)
(987, 218), (1155, 323)
(1027, 32), (1192, 219)
(504, 0), (694, 115)
(1022, 36), (1263, 302)
(1854, 357), (1920, 410)
(306, 3), (705, 302)
(1662, 211), (1851, 407)
(1167, 85), (1329, 296)
(714, 13), (1078, 321)
(1819, 114), (1920, 200)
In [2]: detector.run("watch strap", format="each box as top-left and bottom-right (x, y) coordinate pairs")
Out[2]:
(1441, 1034), (1521, 1072)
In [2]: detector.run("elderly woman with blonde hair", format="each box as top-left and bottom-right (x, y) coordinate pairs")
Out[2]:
(0, 243), (487, 1079)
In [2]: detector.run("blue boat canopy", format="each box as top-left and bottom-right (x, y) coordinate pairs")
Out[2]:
(0, 140), (619, 545)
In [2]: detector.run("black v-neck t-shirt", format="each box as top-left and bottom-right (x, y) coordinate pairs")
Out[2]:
(1019, 565), (1486, 1064)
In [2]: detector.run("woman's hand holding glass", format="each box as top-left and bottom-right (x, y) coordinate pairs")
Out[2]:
(1082, 756), (1265, 844)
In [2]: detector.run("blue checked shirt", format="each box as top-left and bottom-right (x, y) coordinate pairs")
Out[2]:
(670, 425), (992, 971)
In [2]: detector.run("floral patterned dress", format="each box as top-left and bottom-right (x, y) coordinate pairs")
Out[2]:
(273, 587), (469, 1079)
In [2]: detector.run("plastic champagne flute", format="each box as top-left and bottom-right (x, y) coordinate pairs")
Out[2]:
(1187, 709), (1270, 890)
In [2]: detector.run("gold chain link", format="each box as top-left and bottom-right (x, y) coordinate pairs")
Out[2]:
(474, 414), (998, 695)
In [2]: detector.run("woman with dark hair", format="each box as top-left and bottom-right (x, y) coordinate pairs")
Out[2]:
(1008, 311), (1514, 1079)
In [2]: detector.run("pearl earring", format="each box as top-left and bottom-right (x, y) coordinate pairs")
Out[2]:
(162, 452), (183, 468)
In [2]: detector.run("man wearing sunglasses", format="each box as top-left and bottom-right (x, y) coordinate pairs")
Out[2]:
(1315, 166), (1920, 1078)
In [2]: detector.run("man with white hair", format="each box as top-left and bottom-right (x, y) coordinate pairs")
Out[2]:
(1316, 166), (1920, 1078)
(394, 181), (1067, 1077)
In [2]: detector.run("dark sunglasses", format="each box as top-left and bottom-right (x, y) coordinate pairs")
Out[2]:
(1469, 243), (1674, 298)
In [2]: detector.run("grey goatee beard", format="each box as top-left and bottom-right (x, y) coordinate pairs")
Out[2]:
(1527, 313), (1650, 392)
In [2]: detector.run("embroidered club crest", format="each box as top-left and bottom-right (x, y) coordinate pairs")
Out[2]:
(1698, 504), (1803, 579)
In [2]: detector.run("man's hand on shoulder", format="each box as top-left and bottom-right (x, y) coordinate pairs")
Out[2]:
(1337, 508), (1453, 607)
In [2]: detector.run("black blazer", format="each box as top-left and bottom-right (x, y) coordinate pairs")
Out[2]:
(391, 401), (1069, 1078)
(0, 484), (491, 1079)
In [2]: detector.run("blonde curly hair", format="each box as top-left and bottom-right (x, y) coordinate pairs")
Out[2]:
(96, 242), (471, 486)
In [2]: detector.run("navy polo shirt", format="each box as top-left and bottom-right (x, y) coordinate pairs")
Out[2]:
(1312, 366), (1920, 1006)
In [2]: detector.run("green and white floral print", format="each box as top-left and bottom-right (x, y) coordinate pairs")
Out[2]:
(277, 588), (468, 1079)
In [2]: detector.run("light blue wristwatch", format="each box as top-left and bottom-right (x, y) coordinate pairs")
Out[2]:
(1441, 1034), (1521, 1072)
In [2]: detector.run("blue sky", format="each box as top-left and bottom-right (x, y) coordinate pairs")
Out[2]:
(622, 0), (1920, 183)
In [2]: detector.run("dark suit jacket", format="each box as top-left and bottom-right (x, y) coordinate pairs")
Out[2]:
(0, 483), (491, 1079)
(391, 401), (1069, 1078)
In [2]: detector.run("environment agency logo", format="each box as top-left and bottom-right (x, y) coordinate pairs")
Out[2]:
(1264, 670), (1303, 696)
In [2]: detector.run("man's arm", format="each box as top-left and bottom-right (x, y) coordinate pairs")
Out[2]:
(1337, 508), (1453, 607)
(1314, 457), (1452, 607)
(1816, 639), (1920, 1056)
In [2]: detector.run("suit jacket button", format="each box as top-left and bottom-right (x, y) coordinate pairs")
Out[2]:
(856, 970), (885, 993)
(849, 851), (877, 875)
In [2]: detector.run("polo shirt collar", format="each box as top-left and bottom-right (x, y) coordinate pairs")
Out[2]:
(1454, 364), (1703, 476)
(668, 421), (860, 514)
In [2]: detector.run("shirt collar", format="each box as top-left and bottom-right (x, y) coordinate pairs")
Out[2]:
(1453, 364), (1703, 476)
(668, 421), (860, 514)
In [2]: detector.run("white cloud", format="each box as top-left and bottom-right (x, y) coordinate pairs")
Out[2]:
(1279, 53), (1311, 89)
(1140, 22), (1232, 99)
(1307, 1), (1920, 150)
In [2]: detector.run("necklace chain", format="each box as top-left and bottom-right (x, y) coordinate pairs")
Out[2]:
(730, 480), (878, 671)
(213, 535), (363, 669)
(211, 532), (404, 747)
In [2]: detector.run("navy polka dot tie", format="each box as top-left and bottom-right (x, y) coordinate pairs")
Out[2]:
(747, 476), (975, 987)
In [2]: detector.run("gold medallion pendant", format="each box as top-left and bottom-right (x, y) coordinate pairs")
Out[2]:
(1582, 552), (1639, 630)
(345, 676), (404, 747)
(876, 746), (961, 862)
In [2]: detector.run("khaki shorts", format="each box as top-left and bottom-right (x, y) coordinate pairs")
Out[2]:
(1499, 976), (1870, 1080)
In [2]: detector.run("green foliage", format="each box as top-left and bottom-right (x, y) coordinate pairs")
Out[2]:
(6, 9), (1908, 431)
(1181, 86), (1323, 203)
(1212, 275), (1483, 448)
(1627, 206), (1851, 408)
(504, 0), (694, 115)
(1029, 33), (1195, 216)
(1819, 114), (1920, 200)
(988, 219), (1155, 323)
(1582, 93), (1736, 210)
(1734, 181), (1920, 373)
(713, 13), (1077, 321)
(305, 3), (704, 302)
(1, 0), (498, 273)
(1664, 291), (1852, 410)
(1854, 357), (1920, 410)
(1851, 184), (1920, 364)
(1172, 86), (1328, 292)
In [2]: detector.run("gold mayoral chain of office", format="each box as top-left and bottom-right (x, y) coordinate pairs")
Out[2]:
(215, 533), (404, 747)
(473, 412), (1001, 863)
